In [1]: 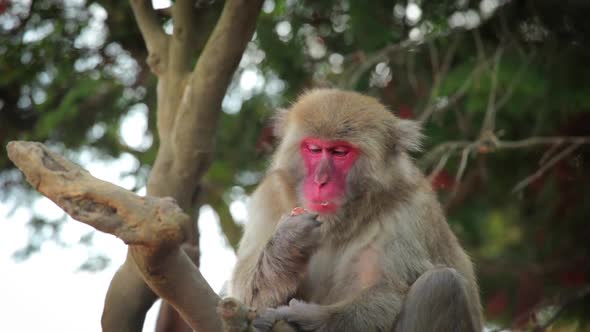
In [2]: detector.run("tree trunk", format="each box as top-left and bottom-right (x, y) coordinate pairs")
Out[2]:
(7, 0), (263, 331)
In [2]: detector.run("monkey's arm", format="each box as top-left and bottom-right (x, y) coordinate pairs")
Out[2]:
(230, 171), (318, 309)
(232, 214), (320, 309)
(255, 280), (408, 332)
(255, 236), (434, 332)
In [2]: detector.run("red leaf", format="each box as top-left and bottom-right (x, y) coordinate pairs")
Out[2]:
(397, 104), (414, 119)
(487, 290), (508, 318)
(431, 170), (454, 191)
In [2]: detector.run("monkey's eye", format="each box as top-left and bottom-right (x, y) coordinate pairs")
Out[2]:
(307, 144), (322, 154)
(331, 147), (350, 156)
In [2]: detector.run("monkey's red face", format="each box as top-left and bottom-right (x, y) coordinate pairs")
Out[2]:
(300, 138), (359, 214)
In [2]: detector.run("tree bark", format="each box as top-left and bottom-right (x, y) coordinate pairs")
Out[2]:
(109, 0), (263, 331)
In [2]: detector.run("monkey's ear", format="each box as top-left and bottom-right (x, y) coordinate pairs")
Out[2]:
(390, 119), (423, 152)
(272, 108), (290, 138)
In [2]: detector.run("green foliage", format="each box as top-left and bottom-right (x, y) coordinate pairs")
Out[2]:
(2, 0), (590, 328)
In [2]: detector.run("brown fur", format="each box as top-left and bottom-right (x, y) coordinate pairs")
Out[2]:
(230, 89), (483, 331)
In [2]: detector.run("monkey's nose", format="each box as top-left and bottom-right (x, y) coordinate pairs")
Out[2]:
(314, 172), (330, 186)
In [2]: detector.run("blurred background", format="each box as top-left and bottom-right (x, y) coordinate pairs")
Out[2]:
(1, 0), (589, 331)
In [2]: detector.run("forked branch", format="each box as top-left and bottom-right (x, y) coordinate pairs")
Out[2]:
(6, 140), (297, 332)
(6, 141), (219, 329)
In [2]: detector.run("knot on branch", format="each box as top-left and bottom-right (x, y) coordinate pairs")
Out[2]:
(147, 52), (166, 75)
(42, 150), (68, 172)
(217, 298), (298, 332)
(217, 297), (257, 332)
(60, 196), (121, 232)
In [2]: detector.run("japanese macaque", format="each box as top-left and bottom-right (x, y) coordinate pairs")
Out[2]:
(229, 89), (483, 331)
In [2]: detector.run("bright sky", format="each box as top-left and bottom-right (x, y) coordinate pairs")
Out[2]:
(0, 113), (238, 331)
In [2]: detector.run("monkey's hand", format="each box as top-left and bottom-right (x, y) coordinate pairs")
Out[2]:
(267, 211), (322, 262)
(253, 299), (326, 332)
(241, 212), (321, 309)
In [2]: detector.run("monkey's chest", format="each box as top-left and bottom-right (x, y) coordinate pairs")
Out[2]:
(298, 246), (382, 304)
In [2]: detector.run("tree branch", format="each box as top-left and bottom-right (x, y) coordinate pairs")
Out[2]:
(168, 0), (216, 75)
(418, 37), (487, 124)
(480, 46), (503, 135)
(7, 141), (298, 332)
(345, 32), (446, 89)
(129, 0), (169, 75)
(6, 141), (222, 331)
(512, 143), (582, 193)
(421, 136), (590, 169)
(171, 0), (264, 169)
(489, 284), (590, 332)
(420, 136), (590, 194)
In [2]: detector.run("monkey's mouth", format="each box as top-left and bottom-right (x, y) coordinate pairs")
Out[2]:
(307, 200), (339, 213)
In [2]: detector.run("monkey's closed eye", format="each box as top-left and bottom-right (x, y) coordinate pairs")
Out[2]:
(330, 147), (350, 156)
(306, 144), (322, 154)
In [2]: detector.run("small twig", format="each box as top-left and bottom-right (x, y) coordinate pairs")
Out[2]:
(496, 136), (590, 149)
(420, 141), (471, 168)
(480, 46), (504, 135)
(512, 143), (581, 193)
(418, 51), (490, 124)
(495, 52), (535, 112)
(472, 29), (487, 68)
(427, 40), (440, 79)
(455, 147), (471, 184)
(406, 53), (419, 94)
(418, 36), (461, 123)
(346, 32), (447, 89)
(427, 151), (452, 181)
(420, 136), (590, 169)
(489, 285), (590, 332)
(447, 147), (472, 199)
(440, 34), (462, 79)
(539, 141), (564, 166)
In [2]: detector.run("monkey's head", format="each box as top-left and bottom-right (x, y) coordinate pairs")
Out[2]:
(272, 89), (422, 218)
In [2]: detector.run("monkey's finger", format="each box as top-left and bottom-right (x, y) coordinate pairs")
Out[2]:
(290, 207), (308, 216)
(253, 308), (282, 331)
(295, 212), (320, 223)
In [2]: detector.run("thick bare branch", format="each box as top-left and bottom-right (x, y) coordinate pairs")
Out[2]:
(171, 0), (264, 168)
(5, 142), (292, 332)
(149, 0), (263, 209)
(6, 140), (224, 331)
(6, 141), (185, 246)
(168, 0), (218, 74)
(129, 0), (169, 75)
(7, 140), (294, 332)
